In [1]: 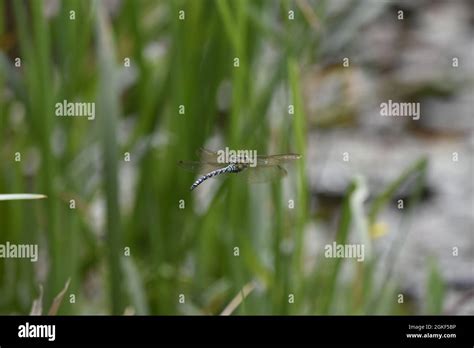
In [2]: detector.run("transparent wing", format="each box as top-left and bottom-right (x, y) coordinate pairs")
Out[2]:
(256, 154), (301, 166)
(243, 165), (288, 183)
(197, 148), (220, 163)
(178, 148), (223, 174)
(177, 160), (223, 174)
(198, 149), (301, 166)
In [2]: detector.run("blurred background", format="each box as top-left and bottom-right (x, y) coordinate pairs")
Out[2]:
(0, 0), (472, 315)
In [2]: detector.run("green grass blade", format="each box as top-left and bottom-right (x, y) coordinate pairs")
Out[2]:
(95, 0), (125, 314)
(425, 257), (445, 314)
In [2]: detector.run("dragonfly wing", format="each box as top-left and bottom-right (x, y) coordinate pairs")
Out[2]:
(178, 160), (223, 173)
(244, 165), (288, 183)
(178, 160), (202, 172)
(197, 148), (220, 162)
(256, 154), (301, 166)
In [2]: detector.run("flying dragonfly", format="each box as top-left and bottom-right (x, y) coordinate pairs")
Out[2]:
(178, 148), (301, 191)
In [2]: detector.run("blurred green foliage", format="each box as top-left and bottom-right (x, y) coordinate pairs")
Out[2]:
(0, 0), (433, 315)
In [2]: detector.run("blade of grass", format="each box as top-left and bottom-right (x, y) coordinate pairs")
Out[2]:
(367, 157), (428, 312)
(288, 58), (308, 313)
(216, 0), (239, 52)
(48, 278), (71, 315)
(122, 257), (149, 315)
(13, 0), (62, 303)
(95, 1), (125, 314)
(425, 257), (445, 315)
(220, 281), (256, 315)
(0, 194), (47, 200)
(368, 158), (428, 226)
(321, 180), (357, 314)
(29, 285), (43, 315)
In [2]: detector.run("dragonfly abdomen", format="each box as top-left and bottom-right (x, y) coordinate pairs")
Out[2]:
(190, 164), (241, 191)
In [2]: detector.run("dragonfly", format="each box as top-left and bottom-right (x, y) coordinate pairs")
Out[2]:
(178, 148), (301, 191)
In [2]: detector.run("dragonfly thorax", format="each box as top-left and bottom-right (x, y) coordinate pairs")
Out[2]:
(227, 163), (247, 173)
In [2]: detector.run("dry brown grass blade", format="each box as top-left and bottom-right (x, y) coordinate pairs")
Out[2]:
(296, 0), (321, 30)
(48, 278), (71, 315)
(30, 284), (43, 315)
(220, 282), (256, 316)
